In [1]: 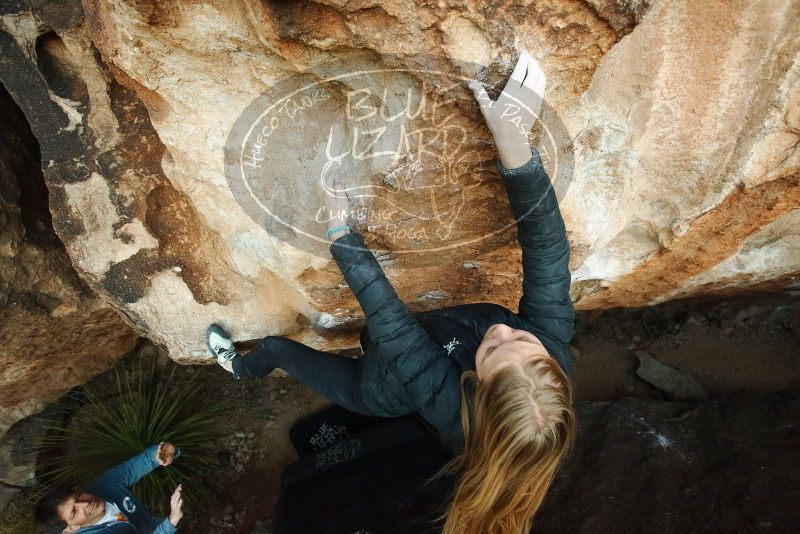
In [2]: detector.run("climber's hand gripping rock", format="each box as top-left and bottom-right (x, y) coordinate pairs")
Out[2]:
(469, 50), (545, 169)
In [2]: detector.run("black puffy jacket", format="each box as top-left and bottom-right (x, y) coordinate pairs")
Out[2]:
(330, 147), (574, 453)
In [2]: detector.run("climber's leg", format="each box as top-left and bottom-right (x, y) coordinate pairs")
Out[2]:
(233, 336), (374, 416)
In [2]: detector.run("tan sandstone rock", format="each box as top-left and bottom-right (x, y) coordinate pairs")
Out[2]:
(0, 0), (796, 369)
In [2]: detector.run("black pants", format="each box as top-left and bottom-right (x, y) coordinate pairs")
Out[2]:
(232, 336), (375, 416)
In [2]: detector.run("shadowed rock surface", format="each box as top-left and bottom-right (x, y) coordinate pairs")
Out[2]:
(0, 83), (137, 440)
(537, 394), (800, 533)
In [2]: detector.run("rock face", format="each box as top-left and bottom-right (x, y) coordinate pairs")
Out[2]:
(568, 0), (800, 308)
(0, 0), (797, 362)
(0, 84), (137, 439)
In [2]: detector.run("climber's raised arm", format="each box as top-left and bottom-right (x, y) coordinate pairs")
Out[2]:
(319, 176), (461, 436)
(498, 147), (574, 355)
(469, 52), (574, 370)
(320, 175), (445, 361)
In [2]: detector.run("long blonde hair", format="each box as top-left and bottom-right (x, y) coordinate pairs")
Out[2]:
(428, 355), (576, 533)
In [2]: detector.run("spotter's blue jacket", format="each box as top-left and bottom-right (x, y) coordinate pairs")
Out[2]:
(72, 445), (178, 534)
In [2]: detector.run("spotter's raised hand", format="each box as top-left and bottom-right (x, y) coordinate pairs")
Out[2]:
(156, 442), (177, 466)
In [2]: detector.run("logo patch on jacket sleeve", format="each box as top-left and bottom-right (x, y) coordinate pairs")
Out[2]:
(443, 338), (461, 355)
(122, 496), (136, 514)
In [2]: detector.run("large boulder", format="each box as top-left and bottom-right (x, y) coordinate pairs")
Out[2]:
(0, 0), (797, 363)
(0, 83), (137, 440)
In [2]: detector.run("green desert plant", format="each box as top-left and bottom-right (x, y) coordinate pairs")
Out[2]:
(35, 355), (230, 518)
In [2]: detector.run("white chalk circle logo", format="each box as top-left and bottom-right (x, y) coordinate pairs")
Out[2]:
(224, 55), (573, 262)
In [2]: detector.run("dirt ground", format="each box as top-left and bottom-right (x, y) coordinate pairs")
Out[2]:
(571, 293), (800, 401)
(195, 291), (799, 533)
(6, 291), (798, 533)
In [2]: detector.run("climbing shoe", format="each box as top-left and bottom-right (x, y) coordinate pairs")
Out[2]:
(206, 323), (240, 379)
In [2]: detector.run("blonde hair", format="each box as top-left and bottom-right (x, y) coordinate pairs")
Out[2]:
(427, 355), (576, 533)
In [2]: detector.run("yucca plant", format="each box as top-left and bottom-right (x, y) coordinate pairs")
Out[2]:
(35, 355), (230, 519)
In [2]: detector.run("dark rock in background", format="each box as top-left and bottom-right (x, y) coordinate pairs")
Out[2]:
(538, 394), (800, 533)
